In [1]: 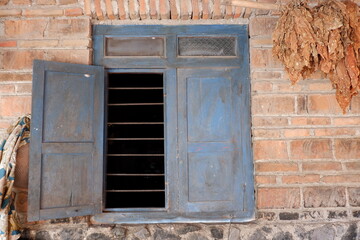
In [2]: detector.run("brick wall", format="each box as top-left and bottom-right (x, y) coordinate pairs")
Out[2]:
(1, 0), (360, 239)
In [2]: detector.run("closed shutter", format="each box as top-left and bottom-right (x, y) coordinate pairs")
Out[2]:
(28, 60), (104, 221)
(178, 68), (253, 220)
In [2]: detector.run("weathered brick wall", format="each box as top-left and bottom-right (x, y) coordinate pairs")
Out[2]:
(0, 0), (359, 239)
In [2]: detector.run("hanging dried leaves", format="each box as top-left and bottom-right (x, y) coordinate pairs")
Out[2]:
(272, 0), (318, 85)
(273, 0), (360, 113)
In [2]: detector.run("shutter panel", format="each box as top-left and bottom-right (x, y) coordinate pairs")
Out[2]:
(28, 60), (104, 221)
(178, 68), (253, 220)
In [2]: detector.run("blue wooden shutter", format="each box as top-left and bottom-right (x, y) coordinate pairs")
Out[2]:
(28, 60), (104, 221)
(178, 68), (254, 221)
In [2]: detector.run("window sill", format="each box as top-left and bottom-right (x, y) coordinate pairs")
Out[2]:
(92, 212), (255, 224)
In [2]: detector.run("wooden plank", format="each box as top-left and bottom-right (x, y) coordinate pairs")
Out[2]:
(105, 0), (116, 19)
(117, 0), (127, 19)
(224, 0), (279, 10)
(191, 0), (199, 19)
(94, 0), (104, 20)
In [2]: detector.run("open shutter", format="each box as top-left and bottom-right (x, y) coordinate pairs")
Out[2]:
(28, 60), (104, 221)
(178, 68), (253, 221)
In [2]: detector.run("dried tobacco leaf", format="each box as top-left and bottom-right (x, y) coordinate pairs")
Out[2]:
(313, 0), (360, 113)
(273, 0), (360, 113)
(272, 0), (318, 84)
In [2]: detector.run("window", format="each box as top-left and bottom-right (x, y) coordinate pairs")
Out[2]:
(28, 25), (254, 223)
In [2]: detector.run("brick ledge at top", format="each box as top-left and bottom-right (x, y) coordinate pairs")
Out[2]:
(0, 0), (263, 20)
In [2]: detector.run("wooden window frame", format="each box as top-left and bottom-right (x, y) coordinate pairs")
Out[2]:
(28, 25), (254, 224)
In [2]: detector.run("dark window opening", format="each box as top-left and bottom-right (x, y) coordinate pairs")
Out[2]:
(105, 73), (165, 209)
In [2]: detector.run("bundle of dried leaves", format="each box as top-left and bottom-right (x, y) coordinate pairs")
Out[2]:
(273, 0), (360, 113)
(272, 0), (318, 84)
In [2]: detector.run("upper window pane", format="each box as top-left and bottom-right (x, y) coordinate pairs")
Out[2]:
(105, 37), (165, 57)
(178, 37), (236, 56)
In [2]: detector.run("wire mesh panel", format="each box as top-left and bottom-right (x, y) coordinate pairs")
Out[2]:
(178, 37), (236, 56)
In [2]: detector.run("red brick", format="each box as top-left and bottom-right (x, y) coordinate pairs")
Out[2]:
(0, 73), (32, 82)
(5, 19), (48, 39)
(139, 0), (148, 19)
(257, 188), (300, 209)
(0, 96), (31, 117)
(250, 17), (278, 37)
(3, 50), (45, 70)
(252, 71), (283, 80)
(291, 117), (331, 126)
(149, 0), (158, 19)
(65, 8), (83, 16)
(283, 129), (310, 138)
(18, 40), (58, 48)
(0, 84), (15, 93)
(256, 162), (298, 172)
(23, 8), (63, 17)
(348, 95), (360, 114)
(251, 38), (273, 46)
(290, 139), (332, 160)
(252, 117), (288, 127)
(58, 0), (77, 4)
(335, 139), (360, 159)
(212, 0), (221, 19)
(15, 83), (32, 93)
(307, 82), (333, 91)
(59, 39), (90, 48)
(252, 96), (295, 114)
(255, 175), (276, 184)
(46, 49), (91, 65)
(46, 19), (90, 38)
(253, 129), (281, 138)
(0, 0), (9, 5)
(273, 82), (302, 92)
(253, 140), (288, 160)
(345, 162), (360, 170)
(159, 0), (170, 19)
(296, 95), (307, 114)
(321, 175), (360, 183)
(0, 9), (21, 17)
(303, 162), (342, 171)
(169, 0), (178, 19)
(314, 128), (356, 137)
(251, 48), (283, 68)
(252, 82), (273, 92)
(333, 117), (360, 125)
(12, 0), (31, 4)
(128, 0), (139, 19)
(35, 0), (55, 4)
(0, 41), (16, 47)
(304, 187), (346, 208)
(282, 175), (320, 184)
(308, 94), (343, 114)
